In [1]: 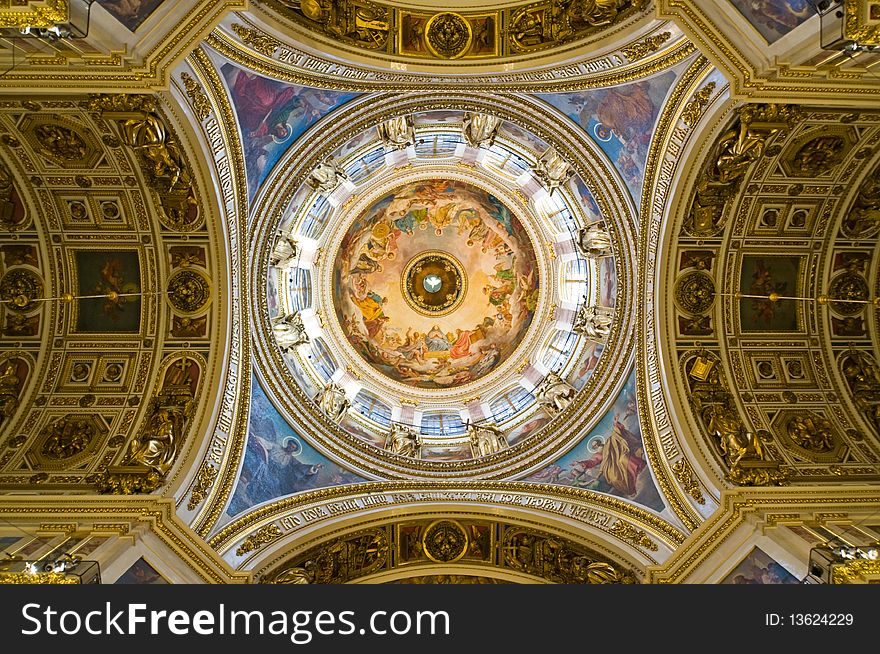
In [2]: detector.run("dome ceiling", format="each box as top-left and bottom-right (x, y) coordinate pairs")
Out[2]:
(332, 179), (540, 390)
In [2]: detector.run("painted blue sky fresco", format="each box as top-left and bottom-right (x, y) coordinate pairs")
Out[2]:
(537, 69), (679, 204)
(523, 370), (666, 513)
(220, 61), (359, 204)
(227, 376), (365, 516)
(730, 0), (814, 44)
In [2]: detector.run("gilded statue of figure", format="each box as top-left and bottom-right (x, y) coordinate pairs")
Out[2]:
(462, 112), (503, 148)
(270, 561), (316, 584)
(569, 0), (626, 27)
(0, 361), (21, 419)
(126, 408), (178, 474)
(273, 312), (310, 350)
(377, 115), (415, 150)
(468, 421), (507, 457)
(842, 349), (880, 432)
(307, 155), (348, 194)
(576, 225), (612, 258)
(119, 111), (188, 189)
(386, 423), (420, 457)
(531, 147), (573, 196)
(702, 403), (763, 468)
(535, 371), (577, 415)
(317, 382), (350, 423)
(573, 304), (613, 341)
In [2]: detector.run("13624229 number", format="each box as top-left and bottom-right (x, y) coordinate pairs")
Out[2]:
(790, 613), (854, 626)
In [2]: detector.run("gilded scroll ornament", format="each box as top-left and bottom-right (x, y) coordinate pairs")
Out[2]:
(621, 31), (671, 61)
(376, 115), (415, 150)
(684, 104), (802, 236)
(236, 524), (283, 556)
(680, 82), (716, 128)
(534, 371), (577, 415)
(230, 23), (281, 57)
(0, 0), (70, 30)
(531, 147), (573, 196)
(187, 462), (218, 511)
(671, 459), (705, 504)
(180, 72), (212, 122)
(609, 520), (658, 551)
(272, 312), (310, 352)
(687, 354), (789, 486)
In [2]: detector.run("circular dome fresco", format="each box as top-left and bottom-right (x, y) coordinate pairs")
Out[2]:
(253, 103), (635, 477)
(332, 179), (539, 390)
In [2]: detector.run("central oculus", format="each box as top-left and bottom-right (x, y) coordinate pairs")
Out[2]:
(333, 180), (540, 389)
(403, 251), (467, 317)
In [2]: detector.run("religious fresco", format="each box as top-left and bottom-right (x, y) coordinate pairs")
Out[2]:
(729, 0), (814, 44)
(98, 0), (165, 32)
(570, 175), (602, 222)
(599, 257), (616, 307)
(227, 377), (365, 516)
(523, 372), (665, 512)
(739, 256), (802, 332)
(74, 250), (141, 333)
(507, 414), (552, 446)
(537, 70), (679, 202)
(114, 557), (167, 584)
(722, 547), (799, 584)
(570, 341), (603, 391)
(333, 180), (540, 389)
(220, 62), (359, 202)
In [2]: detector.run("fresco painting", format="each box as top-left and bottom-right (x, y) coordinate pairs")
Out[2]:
(334, 180), (540, 389)
(722, 547), (800, 584)
(538, 70), (678, 202)
(524, 371), (665, 512)
(507, 414), (552, 446)
(221, 62), (359, 202)
(729, 0), (814, 43)
(227, 376), (365, 516)
(114, 557), (167, 584)
(571, 341), (603, 391)
(599, 257), (616, 307)
(739, 256), (802, 332)
(74, 250), (141, 333)
(98, 0), (165, 31)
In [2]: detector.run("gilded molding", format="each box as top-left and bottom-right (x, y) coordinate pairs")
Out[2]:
(180, 72), (212, 122)
(0, 0), (67, 30)
(831, 559), (880, 584)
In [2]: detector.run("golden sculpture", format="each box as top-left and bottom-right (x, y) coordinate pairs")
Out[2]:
(841, 348), (880, 434)
(576, 224), (612, 258)
(688, 353), (789, 486)
(467, 420), (507, 457)
(531, 147), (573, 196)
(534, 371), (577, 415)
(125, 408), (178, 474)
(461, 112), (503, 148)
(573, 304), (613, 341)
(265, 528), (388, 584)
(0, 360), (21, 419)
(316, 381), (350, 423)
(841, 167), (880, 238)
(686, 104), (801, 236)
(385, 423), (420, 457)
(786, 414), (835, 453)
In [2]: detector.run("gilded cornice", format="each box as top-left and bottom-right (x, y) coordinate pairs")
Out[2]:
(207, 19), (696, 92)
(0, 495), (250, 583)
(646, 486), (880, 583)
(657, 0), (880, 107)
(207, 480), (686, 565)
(0, 1), (246, 92)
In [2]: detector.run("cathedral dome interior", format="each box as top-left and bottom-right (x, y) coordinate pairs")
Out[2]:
(0, 0), (879, 587)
